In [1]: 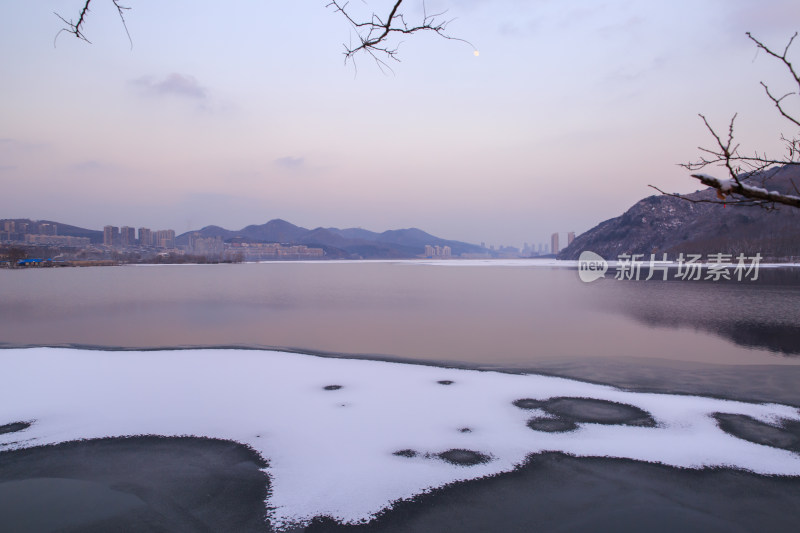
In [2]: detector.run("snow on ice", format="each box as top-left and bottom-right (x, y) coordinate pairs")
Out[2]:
(1, 348), (799, 529)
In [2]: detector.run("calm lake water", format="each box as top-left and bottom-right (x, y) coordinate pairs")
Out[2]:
(1, 260), (798, 369)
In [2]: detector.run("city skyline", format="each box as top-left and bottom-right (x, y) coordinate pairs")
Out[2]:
(4, 216), (575, 257)
(2, 1), (799, 246)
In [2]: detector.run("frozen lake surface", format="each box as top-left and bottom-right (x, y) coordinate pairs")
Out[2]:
(2, 347), (800, 529)
(2, 261), (800, 530)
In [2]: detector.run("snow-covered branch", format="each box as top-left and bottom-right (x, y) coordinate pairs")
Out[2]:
(690, 173), (800, 209)
(656, 32), (800, 210)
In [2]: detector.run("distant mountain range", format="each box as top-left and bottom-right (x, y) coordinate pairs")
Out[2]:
(19, 166), (799, 262)
(175, 219), (486, 259)
(558, 165), (800, 261)
(0, 219), (104, 243)
(3, 216), (487, 259)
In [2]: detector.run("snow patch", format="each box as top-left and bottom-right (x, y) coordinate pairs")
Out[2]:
(718, 179), (734, 192)
(1, 348), (799, 530)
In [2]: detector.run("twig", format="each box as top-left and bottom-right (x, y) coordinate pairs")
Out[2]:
(327, 0), (474, 67)
(54, 0), (132, 49)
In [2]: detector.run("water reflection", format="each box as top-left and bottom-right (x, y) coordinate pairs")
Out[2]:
(0, 262), (798, 366)
(588, 268), (800, 355)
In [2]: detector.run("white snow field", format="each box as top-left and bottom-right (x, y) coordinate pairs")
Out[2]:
(1, 347), (799, 529)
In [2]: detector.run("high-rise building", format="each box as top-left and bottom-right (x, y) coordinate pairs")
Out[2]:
(154, 229), (176, 249)
(424, 244), (452, 258)
(189, 234), (224, 256)
(120, 226), (136, 247)
(103, 225), (119, 246)
(551, 233), (560, 255)
(138, 227), (152, 247)
(38, 223), (57, 236)
(567, 232), (576, 246)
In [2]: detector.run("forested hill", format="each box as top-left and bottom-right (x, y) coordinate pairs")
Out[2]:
(177, 219), (486, 259)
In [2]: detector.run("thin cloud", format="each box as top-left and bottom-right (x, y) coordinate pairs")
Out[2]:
(275, 156), (306, 169)
(68, 160), (112, 172)
(0, 138), (48, 151)
(0, 138), (49, 168)
(605, 56), (668, 84)
(131, 73), (207, 99)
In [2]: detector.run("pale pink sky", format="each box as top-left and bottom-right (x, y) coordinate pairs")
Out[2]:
(2, 1), (799, 247)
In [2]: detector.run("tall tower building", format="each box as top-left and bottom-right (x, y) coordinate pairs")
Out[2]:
(155, 229), (176, 249)
(138, 228), (152, 247)
(103, 225), (119, 246)
(551, 233), (560, 255)
(120, 226), (136, 247)
(567, 232), (576, 246)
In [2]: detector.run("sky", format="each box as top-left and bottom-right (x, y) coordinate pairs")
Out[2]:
(2, 0), (799, 247)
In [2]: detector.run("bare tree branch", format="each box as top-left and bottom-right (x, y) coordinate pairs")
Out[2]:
(55, 1), (470, 68)
(54, 0), (93, 43)
(327, 0), (474, 68)
(759, 81), (800, 129)
(653, 32), (800, 210)
(54, 0), (132, 48)
(747, 31), (800, 127)
(747, 32), (800, 91)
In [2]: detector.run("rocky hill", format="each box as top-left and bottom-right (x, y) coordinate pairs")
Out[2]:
(558, 165), (800, 261)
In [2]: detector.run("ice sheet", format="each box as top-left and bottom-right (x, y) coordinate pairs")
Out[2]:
(1, 348), (798, 529)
